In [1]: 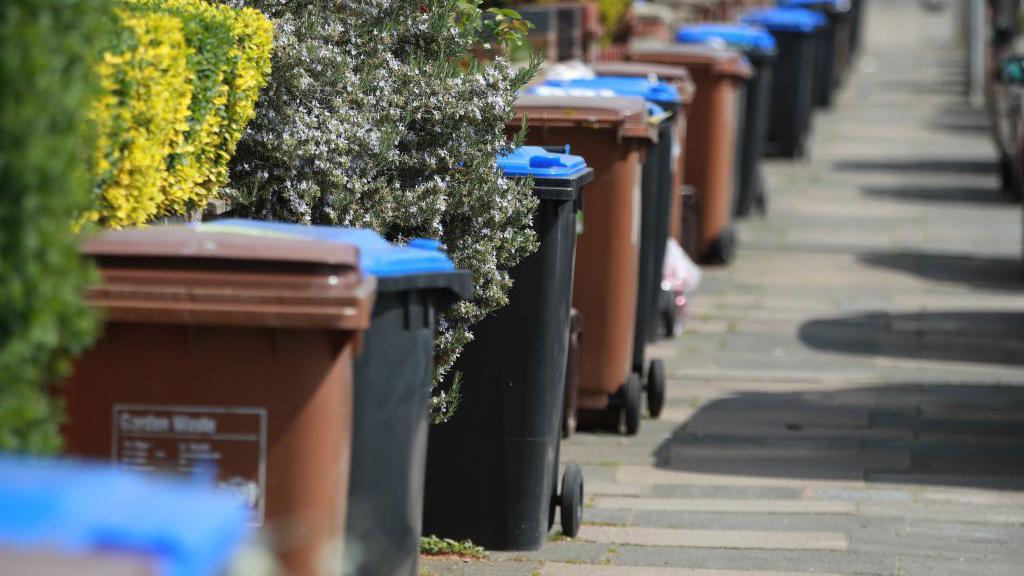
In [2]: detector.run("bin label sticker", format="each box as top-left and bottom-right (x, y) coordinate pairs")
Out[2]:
(671, 122), (683, 173)
(112, 404), (267, 525)
(632, 168), (642, 246)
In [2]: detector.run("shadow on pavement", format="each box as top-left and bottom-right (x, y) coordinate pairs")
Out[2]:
(833, 158), (997, 174)
(872, 78), (964, 96)
(858, 251), (1023, 290)
(927, 119), (992, 134)
(860, 183), (1012, 204)
(797, 310), (1024, 366)
(927, 99), (993, 132)
(655, 383), (1024, 490)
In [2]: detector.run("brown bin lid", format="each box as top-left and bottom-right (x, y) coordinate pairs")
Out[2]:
(81, 226), (375, 330)
(589, 61), (697, 105)
(512, 94), (659, 142)
(628, 43), (753, 80)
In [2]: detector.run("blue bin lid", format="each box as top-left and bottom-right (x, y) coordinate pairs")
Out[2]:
(497, 146), (588, 178)
(777, 0), (851, 11)
(536, 76), (681, 105)
(199, 220), (456, 278)
(527, 85), (667, 117)
(675, 23), (777, 53)
(740, 7), (827, 32)
(0, 457), (249, 576)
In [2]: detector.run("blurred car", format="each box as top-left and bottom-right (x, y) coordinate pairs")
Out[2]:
(985, 0), (1021, 194)
(999, 43), (1024, 203)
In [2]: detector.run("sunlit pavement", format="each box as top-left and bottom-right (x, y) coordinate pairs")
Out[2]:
(422, 1), (1024, 574)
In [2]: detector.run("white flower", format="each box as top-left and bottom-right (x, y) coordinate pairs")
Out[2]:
(228, 0), (540, 420)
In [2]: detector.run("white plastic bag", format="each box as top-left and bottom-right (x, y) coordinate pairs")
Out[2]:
(545, 60), (596, 82)
(664, 237), (701, 296)
(660, 237), (702, 335)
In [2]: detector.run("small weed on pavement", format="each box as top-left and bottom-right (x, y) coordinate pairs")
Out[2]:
(420, 535), (488, 560)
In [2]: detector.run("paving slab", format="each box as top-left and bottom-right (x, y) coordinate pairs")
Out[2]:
(542, 563), (847, 576)
(607, 546), (896, 576)
(585, 481), (652, 497)
(857, 500), (1024, 525)
(615, 465), (868, 489)
(591, 496), (856, 515)
(576, 526), (849, 551)
(525, 541), (609, 564)
(650, 485), (806, 501)
(419, 558), (539, 576)
(626, 510), (875, 533)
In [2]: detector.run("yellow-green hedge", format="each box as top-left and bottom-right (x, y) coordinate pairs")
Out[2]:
(87, 0), (273, 229)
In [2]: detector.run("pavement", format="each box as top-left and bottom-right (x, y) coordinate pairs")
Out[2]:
(422, 1), (1024, 574)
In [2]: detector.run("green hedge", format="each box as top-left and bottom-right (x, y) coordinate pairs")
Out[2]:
(0, 0), (106, 453)
(86, 0), (273, 228)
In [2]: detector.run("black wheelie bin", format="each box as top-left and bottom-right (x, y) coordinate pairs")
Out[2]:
(422, 146), (593, 549)
(740, 7), (825, 158)
(778, 0), (851, 106)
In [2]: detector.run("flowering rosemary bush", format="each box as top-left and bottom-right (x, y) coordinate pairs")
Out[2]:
(224, 0), (540, 421)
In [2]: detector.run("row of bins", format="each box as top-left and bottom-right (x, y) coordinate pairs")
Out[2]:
(51, 96), (686, 572)
(29, 2), (867, 574)
(52, 142), (619, 575)
(423, 10), (863, 549)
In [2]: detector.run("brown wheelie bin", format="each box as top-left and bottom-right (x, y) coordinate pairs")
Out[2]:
(62, 226), (376, 576)
(629, 43), (753, 264)
(510, 95), (657, 434)
(589, 61), (697, 255)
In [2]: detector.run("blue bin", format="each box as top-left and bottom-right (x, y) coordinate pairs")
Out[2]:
(0, 457), (248, 576)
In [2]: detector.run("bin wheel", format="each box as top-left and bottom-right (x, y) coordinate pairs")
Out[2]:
(563, 309), (582, 438)
(703, 228), (736, 265)
(562, 404), (577, 439)
(755, 191), (768, 216)
(548, 489), (557, 531)
(662, 308), (676, 339)
(646, 359), (666, 419)
(560, 464), (584, 538)
(1002, 154), (1023, 201)
(794, 140), (808, 160)
(1000, 153), (1015, 193)
(754, 176), (768, 216)
(624, 372), (642, 435)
